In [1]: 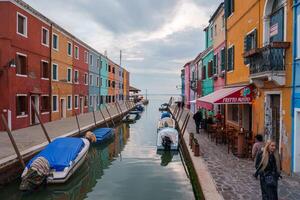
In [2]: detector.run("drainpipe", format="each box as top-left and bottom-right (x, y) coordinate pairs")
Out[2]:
(49, 23), (53, 122)
(291, 0), (297, 174)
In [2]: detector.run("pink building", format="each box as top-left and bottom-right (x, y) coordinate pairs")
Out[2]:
(184, 62), (191, 109)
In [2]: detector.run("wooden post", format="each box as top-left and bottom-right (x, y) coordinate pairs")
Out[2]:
(99, 108), (109, 127)
(116, 101), (123, 116)
(124, 101), (129, 110)
(105, 104), (115, 127)
(1, 114), (25, 168)
(181, 115), (190, 137)
(92, 110), (97, 127)
(31, 101), (51, 143)
(114, 102), (121, 115)
(75, 113), (81, 134)
(178, 109), (184, 121)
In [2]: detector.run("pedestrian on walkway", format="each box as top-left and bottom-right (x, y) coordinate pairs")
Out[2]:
(255, 140), (281, 200)
(193, 110), (202, 134)
(252, 134), (264, 160)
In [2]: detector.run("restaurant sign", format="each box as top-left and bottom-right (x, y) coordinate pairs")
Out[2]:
(216, 86), (253, 104)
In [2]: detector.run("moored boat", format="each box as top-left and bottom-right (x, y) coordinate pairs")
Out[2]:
(20, 137), (90, 190)
(93, 128), (114, 143)
(157, 127), (179, 151)
(157, 117), (176, 131)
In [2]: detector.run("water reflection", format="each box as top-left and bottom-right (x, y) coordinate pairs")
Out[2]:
(157, 150), (178, 167)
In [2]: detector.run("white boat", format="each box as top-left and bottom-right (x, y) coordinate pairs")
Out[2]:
(157, 117), (176, 131)
(157, 127), (179, 150)
(21, 137), (90, 185)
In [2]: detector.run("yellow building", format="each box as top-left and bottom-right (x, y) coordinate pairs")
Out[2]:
(226, 0), (293, 173)
(51, 26), (74, 121)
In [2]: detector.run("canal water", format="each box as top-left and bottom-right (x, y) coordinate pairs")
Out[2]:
(0, 95), (196, 200)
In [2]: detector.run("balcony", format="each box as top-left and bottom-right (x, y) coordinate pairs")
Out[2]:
(244, 42), (290, 87)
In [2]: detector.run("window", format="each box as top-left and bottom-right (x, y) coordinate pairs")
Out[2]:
(225, 0), (234, 18)
(112, 81), (115, 88)
(84, 96), (88, 107)
(244, 29), (257, 65)
(112, 67), (115, 74)
(112, 96), (115, 103)
(89, 95), (93, 106)
(210, 26), (213, 39)
(84, 73), (88, 85)
(67, 95), (72, 110)
(108, 65), (111, 72)
(213, 54), (218, 75)
(222, 15), (225, 28)
(41, 27), (49, 46)
(52, 95), (58, 112)
(17, 12), (27, 37)
(89, 54), (93, 65)
(208, 61), (213, 78)
(67, 42), (72, 56)
(67, 68), (72, 83)
(74, 70), (79, 83)
(41, 61), (49, 79)
(74, 46), (79, 59)
(228, 104), (239, 123)
(96, 95), (99, 105)
(96, 76), (99, 87)
(108, 80), (111, 87)
(100, 96), (104, 104)
(202, 66), (206, 80)
(52, 33), (59, 50)
(100, 78), (103, 87)
(41, 95), (50, 112)
(74, 95), (79, 109)
(84, 51), (88, 63)
(227, 46), (234, 71)
(97, 58), (100, 68)
(89, 74), (93, 86)
(16, 53), (27, 75)
(52, 63), (58, 81)
(16, 95), (28, 116)
(214, 24), (217, 36)
(220, 48), (226, 71)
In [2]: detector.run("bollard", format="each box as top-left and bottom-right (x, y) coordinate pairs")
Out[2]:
(192, 138), (196, 152)
(189, 132), (194, 148)
(194, 139), (200, 157)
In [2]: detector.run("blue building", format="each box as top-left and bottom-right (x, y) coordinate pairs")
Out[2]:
(100, 55), (109, 106)
(88, 50), (101, 112)
(292, 0), (300, 173)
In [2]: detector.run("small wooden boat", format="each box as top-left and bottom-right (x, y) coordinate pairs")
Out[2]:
(157, 127), (179, 150)
(157, 117), (176, 131)
(21, 137), (90, 185)
(93, 128), (114, 143)
(158, 103), (169, 111)
(160, 112), (171, 119)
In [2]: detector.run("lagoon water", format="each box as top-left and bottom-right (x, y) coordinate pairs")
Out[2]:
(0, 95), (195, 200)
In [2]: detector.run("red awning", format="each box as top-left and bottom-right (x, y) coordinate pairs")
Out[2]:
(196, 85), (254, 110)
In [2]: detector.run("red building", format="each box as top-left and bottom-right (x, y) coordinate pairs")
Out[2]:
(72, 40), (89, 115)
(0, 1), (51, 130)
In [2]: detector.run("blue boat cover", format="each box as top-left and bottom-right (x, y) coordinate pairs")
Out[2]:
(93, 128), (114, 142)
(161, 112), (171, 119)
(27, 138), (84, 171)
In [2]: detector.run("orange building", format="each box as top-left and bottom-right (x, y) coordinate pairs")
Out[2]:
(226, 0), (293, 173)
(51, 26), (74, 121)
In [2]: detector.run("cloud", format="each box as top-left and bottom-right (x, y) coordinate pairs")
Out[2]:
(24, 0), (220, 94)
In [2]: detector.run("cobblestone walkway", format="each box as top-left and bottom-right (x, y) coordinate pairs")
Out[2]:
(178, 108), (300, 200)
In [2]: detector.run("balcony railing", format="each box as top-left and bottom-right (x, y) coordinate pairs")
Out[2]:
(244, 42), (290, 75)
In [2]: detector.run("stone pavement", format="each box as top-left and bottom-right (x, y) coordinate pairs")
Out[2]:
(175, 107), (300, 200)
(0, 102), (134, 167)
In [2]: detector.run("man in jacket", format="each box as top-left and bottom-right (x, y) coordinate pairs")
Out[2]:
(193, 110), (202, 134)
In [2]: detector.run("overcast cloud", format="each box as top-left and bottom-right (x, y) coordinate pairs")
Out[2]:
(24, 0), (222, 94)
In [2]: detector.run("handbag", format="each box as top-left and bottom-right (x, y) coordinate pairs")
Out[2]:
(264, 173), (277, 187)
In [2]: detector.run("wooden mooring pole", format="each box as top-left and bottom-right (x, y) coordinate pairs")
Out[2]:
(180, 114), (190, 137)
(92, 110), (97, 127)
(75, 113), (81, 134)
(1, 114), (25, 168)
(99, 107), (109, 128)
(105, 104), (115, 127)
(31, 101), (51, 143)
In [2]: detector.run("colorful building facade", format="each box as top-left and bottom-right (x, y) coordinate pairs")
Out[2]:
(292, 0), (300, 173)
(0, 1), (51, 130)
(226, 0), (293, 173)
(0, 0), (130, 131)
(100, 55), (108, 105)
(184, 62), (191, 109)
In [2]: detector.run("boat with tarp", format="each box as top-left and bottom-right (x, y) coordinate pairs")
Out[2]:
(93, 128), (114, 143)
(156, 127), (179, 151)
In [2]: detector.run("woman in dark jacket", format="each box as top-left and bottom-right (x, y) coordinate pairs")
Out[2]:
(255, 140), (281, 200)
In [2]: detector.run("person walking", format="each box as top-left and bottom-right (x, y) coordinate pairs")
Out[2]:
(193, 110), (202, 134)
(252, 134), (264, 160)
(255, 140), (281, 200)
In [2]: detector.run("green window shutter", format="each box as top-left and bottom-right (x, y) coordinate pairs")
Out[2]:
(232, 46), (235, 71)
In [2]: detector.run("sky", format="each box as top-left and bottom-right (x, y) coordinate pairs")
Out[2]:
(24, 0), (222, 95)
